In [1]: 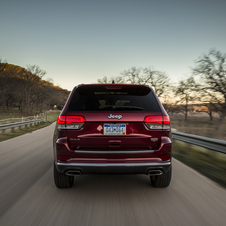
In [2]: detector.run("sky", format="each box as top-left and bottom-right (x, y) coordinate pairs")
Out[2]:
(1, 0), (226, 91)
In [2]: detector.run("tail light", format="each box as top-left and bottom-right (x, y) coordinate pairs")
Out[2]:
(163, 116), (170, 125)
(57, 116), (85, 129)
(144, 116), (170, 130)
(66, 116), (85, 123)
(57, 116), (66, 124)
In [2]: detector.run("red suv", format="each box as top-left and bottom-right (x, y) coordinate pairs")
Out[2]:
(53, 83), (172, 188)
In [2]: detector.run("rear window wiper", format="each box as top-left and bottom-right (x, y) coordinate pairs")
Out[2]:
(113, 106), (144, 110)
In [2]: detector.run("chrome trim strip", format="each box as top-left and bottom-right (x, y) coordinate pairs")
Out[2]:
(74, 150), (155, 154)
(59, 127), (80, 130)
(57, 162), (171, 167)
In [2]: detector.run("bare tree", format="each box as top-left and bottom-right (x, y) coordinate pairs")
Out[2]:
(26, 64), (46, 79)
(199, 103), (216, 121)
(97, 75), (125, 84)
(97, 66), (171, 103)
(161, 94), (178, 114)
(0, 63), (21, 112)
(0, 59), (8, 76)
(0, 62), (70, 114)
(121, 67), (144, 84)
(143, 68), (170, 97)
(16, 68), (43, 114)
(14, 65), (46, 114)
(121, 67), (171, 97)
(174, 76), (198, 121)
(193, 49), (226, 119)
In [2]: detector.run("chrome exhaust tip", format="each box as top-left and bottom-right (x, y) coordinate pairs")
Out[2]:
(66, 170), (81, 176)
(148, 170), (163, 176)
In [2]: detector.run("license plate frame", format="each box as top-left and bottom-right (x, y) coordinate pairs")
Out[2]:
(104, 124), (126, 135)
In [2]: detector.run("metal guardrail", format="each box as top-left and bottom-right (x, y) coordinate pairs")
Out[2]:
(172, 131), (226, 154)
(0, 113), (46, 125)
(0, 119), (45, 132)
(1, 120), (225, 154)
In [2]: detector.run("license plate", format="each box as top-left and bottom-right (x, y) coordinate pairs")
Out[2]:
(104, 124), (126, 135)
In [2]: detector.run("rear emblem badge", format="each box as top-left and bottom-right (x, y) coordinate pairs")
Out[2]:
(108, 114), (122, 120)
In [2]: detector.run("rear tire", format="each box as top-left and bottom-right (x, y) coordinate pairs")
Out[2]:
(54, 162), (74, 188)
(150, 166), (172, 188)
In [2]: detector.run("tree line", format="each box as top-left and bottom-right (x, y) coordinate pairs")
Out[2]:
(0, 62), (70, 115)
(1, 49), (225, 121)
(97, 49), (226, 121)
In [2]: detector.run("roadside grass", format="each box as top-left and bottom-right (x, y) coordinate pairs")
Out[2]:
(0, 111), (60, 142)
(173, 140), (226, 188)
(170, 113), (226, 141)
(0, 107), (26, 119)
(0, 107), (58, 120)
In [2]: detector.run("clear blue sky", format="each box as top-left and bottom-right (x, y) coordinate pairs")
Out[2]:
(1, 0), (226, 91)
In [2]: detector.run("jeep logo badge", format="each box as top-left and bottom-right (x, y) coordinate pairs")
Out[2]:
(108, 114), (122, 120)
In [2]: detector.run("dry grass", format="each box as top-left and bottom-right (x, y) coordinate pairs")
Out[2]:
(170, 112), (226, 141)
(171, 113), (226, 188)
(173, 140), (226, 188)
(0, 111), (60, 142)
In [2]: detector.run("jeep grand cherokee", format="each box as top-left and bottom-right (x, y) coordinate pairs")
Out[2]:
(53, 83), (172, 188)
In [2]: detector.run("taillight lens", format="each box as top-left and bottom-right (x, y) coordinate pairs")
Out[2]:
(66, 116), (85, 124)
(144, 116), (170, 130)
(163, 116), (170, 125)
(57, 116), (85, 129)
(57, 116), (66, 124)
(144, 116), (163, 124)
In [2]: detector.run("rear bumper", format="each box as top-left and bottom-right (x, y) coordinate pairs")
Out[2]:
(56, 161), (171, 174)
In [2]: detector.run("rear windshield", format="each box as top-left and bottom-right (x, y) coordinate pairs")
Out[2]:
(68, 85), (161, 112)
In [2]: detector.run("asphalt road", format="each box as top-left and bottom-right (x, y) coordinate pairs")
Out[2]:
(0, 123), (226, 226)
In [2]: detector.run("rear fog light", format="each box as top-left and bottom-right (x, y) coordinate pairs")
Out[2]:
(58, 156), (70, 161)
(160, 155), (171, 161)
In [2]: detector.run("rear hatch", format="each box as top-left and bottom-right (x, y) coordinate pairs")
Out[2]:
(65, 84), (165, 151)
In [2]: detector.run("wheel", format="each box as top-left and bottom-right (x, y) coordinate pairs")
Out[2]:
(150, 166), (172, 188)
(54, 162), (74, 188)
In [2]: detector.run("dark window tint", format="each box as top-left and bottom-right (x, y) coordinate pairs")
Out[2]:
(68, 85), (161, 112)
